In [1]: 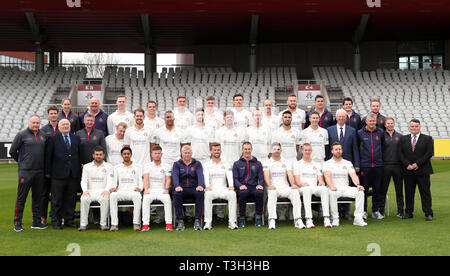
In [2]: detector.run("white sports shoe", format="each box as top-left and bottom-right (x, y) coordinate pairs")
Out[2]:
(332, 218), (340, 227)
(363, 212), (368, 220)
(324, 217), (332, 228)
(268, 219), (276, 230)
(228, 222), (238, 230)
(203, 222), (212, 230)
(353, 218), (368, 227)
(306, 219), (315, 229)
(294, 218), (306, 229)
(372, 211), (385, 220)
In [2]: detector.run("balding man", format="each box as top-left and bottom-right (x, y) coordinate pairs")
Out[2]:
(261, 99), (280, 133)
(80, 97), (109, 136)
(10, 116), (47, 232)
(45, 119), (82, 230)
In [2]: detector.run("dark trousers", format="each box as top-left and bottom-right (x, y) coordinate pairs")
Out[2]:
(360, 167), (384, 212)
(51, 176), (80, 225)
(40, 177), (52, 220)
(404, 174), (433, 216)
(14, 170), (44, 227)
(174, 187), (204, 220)
(238, 187), (264, 218)
(382, 165), (404, 214)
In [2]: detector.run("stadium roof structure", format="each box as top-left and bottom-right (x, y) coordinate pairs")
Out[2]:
(1, 0), (450, 53)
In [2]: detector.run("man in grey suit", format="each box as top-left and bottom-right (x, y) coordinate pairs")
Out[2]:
(327, 109), (360, 219)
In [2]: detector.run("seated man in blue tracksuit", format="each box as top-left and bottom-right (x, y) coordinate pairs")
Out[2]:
(233, 142), (265, 228)
(172, 145), (205, 231)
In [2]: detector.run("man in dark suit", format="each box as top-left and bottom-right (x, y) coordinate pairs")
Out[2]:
(327, 109), (360, 219)
(45, 119), (82, 229)
(398, 119), (434, 221)
(326, 109), (360, 168)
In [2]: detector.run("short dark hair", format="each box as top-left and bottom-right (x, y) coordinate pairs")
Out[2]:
(343, 97), (353, 105)
(134, 108), (145, 116)
(47, 106), (59, 114)
(242, 141), (252, 149)
(410, 119), (421, 125)
(233, 94), (243, 100)
(310, 111), (320, 118)
(209, 142), (221, 151)
(331, 142), (342, 150)
(121, 147), (132, 154)
(315, 95), (324, 101)
(93, 146), (105, 154)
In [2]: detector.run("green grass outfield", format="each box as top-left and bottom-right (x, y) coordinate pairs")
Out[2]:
(0, 161), (449, 256)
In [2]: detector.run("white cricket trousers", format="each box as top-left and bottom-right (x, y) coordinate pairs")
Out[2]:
(299, 186), (330, 218)
(329, 186), (364, 220)
(142, 189), (172, 225)
(80, 192), (109, 227)
(204, 188), (237, 223)
(110, 191), (142, 226)
(267, 187), (302, 220)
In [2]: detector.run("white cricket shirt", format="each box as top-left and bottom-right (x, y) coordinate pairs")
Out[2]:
(107, 110), (134, 135)
(271, 127), (301, 161)
(214, 126), (248, 164)
(300, 126), (329, 163)
(263, 158), (292, 190)
(80, 161), (114, 193)
(293, 159), (322, 187)
(123, 125), (153, 165)
(203, 159), (234, 190)
(113, 163), (143, 192)
(322, 158), (355, 187)
(143, 161), (172, 190)
(185, 124), (214, 160)
(173, 109), (194, 130)
(247, 125), (271, 161)
(154, 127), (187, 164)
(105, 135), (125, 166)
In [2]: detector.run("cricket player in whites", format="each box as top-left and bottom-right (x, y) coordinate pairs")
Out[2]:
(203, 143), (238, 230)
(264, 143), (305, 230)
(141, 145), (173, 231)
(323, 142), (367, 227)
(294, 143), (332, 228)
(79, 146), (114, 231)
(109, 147), (144, 231)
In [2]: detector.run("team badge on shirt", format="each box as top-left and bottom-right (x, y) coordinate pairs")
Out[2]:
(99, 118), (103, 122)
(93, 136), (97, 140)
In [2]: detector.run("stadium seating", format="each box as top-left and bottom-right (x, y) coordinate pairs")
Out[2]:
(0, 66), (86, 139)
(313, 66), (450, 138)
(102, 66), (298, 115)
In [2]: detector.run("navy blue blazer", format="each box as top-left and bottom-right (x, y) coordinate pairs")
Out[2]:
(45, 132), (82, 179)
(326, 124), (360, 168)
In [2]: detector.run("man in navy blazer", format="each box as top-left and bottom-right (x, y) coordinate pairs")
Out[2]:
(326, 109), (360, 219)
(326, 109), (360, 169)
(45, 119), (82, 229)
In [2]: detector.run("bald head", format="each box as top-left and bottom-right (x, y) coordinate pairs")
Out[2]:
(89, 97), (100, 113)
(28, 115), (41, 133)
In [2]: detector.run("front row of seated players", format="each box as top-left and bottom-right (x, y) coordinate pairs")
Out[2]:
(78, 141), (367, 231)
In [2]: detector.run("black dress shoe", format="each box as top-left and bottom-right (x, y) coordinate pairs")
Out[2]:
(402, 214), (413, 219)
(52, 224), (63, 230)
(425, 215), (433, 221)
